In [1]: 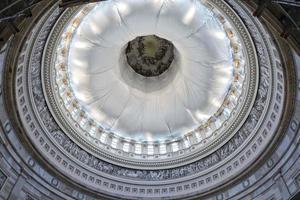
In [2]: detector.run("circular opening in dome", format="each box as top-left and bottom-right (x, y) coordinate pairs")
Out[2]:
(125, 35), (174, 77)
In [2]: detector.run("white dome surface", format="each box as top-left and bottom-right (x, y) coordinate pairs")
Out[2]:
(65, 0), (235, 142)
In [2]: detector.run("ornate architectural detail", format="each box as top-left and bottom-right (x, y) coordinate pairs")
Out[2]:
(6, 0), (288, 199)
(126, 35), (174, 77)
(40, 0), (258, 167)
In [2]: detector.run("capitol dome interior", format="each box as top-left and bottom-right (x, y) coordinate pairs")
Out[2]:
(0, 0), (300, 199)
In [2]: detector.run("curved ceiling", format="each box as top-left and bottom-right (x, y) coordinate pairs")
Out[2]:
(47, 0), (249, 164)
(0, 0), (299, 200)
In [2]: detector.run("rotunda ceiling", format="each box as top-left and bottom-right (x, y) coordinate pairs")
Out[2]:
(3, 0), (292, 199)
(42, 0), (254, 167)
(63, 0), (240, 142)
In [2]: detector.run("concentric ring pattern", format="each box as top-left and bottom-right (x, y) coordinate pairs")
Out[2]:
(11, 0), (287, 199)
(43, 0), (255, 165)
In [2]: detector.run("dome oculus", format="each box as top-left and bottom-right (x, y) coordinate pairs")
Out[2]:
(125, 35), (174, 77)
